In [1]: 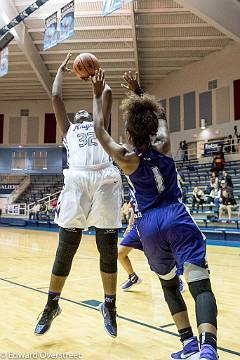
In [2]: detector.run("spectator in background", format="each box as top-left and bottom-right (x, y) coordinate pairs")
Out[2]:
(211, 152), (225, 176)
(221, 170), (233, 188)
(40, 202), (48, 218)
(177, 171), (187, 203)
(179, 141), (185, 161)
(182, 140), (188, 161)
(192, 187), (205, 212)
(207, 187), (221, 215)
(226, 134), (236, 153)
(234, 126), (240, 151)
(29, 201), (41, 220)
(219, 180), (236, 220)
(234, 125), (240, 144)
(51, 198), (57, 210)
(210, 172), (219, 191)
(121, 201), (130, 224)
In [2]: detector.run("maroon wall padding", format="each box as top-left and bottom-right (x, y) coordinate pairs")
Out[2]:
(0, 114), (4, 144)
(234, 79), (240, 120)
(44, 113), (56, 143)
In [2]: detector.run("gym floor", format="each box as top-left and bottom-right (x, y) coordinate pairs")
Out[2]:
(0, 227), (239, 359)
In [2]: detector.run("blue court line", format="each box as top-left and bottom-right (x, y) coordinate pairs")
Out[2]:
(159, 323), (175, 329)
(0, 277), (239, 357)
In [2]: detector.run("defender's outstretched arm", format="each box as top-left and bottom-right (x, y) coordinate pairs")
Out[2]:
(91, 69), (139, 176)
(122, 70), (171, 155)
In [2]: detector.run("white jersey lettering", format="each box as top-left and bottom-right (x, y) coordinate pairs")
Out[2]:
(63, 121), (111, 166)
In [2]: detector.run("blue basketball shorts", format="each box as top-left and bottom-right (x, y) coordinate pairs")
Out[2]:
(136, 202), (207, 276)
(120, 224), (143, 251)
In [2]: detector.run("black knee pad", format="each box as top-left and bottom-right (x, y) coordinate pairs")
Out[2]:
(52, 227), (82, 276)
(160, 276), (187, 316)
(96, 228), (118, 274)
(188, 279), (217, 328)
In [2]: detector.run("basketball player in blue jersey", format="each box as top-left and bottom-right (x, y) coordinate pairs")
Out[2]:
(119, 193), (185, 293)
(91, 69), (218, 360)
(119, 195), (143, 290)
(34, 54), (122, 338)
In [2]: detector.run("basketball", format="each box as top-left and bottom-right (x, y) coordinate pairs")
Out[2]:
(73, 53), (101, 80)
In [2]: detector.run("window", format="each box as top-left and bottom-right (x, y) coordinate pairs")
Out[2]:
(11, 151), (27, 170)
(32, 151), (47, 169)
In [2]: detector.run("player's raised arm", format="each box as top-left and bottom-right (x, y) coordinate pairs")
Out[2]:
(101, 82), (112, 131)
(122, 70), (171, 155)
(91, 69), (139, 175)
(154, 111), (171, 155)
(52, 53), (72, 136)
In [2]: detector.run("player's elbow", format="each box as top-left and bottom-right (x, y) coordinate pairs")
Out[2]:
(52, 94), (62, 103)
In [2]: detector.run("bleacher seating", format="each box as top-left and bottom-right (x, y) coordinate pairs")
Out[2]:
(16, 174), (63, 204)
(0, 175), (26, 185)
(178, 160), (240, 215)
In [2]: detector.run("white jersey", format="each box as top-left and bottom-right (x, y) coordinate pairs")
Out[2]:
(63, 121), (111, 167)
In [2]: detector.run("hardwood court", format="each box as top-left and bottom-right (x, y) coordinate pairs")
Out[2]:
(0, 227), (239, 359)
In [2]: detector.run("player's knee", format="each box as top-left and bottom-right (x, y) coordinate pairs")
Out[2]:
(52, 227), (82, 276)
(96, 228), (118, 273)
(188, 279), (218, 328)
(188, 278), (212, 300)
(184, 262), (209, 283)
(159, 275), (187, 316)
(118, 245), (129, 260)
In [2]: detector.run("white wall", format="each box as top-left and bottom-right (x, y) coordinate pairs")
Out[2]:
(147, 42), (240, 155)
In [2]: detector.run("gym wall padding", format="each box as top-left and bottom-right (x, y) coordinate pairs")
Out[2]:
(216, 86), (230, 124)
(44, 113), (56, 143)
(169, 96), (180, 132)
(184, 91), (196, 130)
(199, 91), (212, 127)
(234, 79), (240, 121)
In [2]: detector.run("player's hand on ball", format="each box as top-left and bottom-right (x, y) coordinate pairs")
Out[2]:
(121, 71), (139, 92)
(91, 68), (105, 97)
(58, 53), (72, 74)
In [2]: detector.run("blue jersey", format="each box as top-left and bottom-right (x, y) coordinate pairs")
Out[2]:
(127, 147), (182, 213)
(129, 196), (142, 220)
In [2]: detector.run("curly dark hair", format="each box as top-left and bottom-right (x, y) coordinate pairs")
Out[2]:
(121, 93), (160, 148)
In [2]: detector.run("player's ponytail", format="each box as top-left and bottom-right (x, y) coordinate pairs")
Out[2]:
(121, 93), (160, 148)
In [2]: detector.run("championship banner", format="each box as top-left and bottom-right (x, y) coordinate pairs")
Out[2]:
(102, 0), (121, 16)
(0, 0), (50, 37)
(43, 12), (58, 51)
(0, 47), (9, 78)
(60, 1), (75, 42)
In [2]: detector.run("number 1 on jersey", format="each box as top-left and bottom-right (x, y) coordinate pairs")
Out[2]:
(152, 166), (165, 193)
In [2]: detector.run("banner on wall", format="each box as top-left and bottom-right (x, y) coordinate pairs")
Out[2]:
(0, 47), (8, 78)
(0, 0), (50, 38)
(43, 12), (58, 51)
(102, 0), (121, 16)
(204, 142), (223, 156)
(60, 0), (75, 42)
(123, 0), (134, 4)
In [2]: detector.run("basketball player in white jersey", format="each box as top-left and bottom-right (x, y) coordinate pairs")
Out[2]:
(34, 54), (122, 338)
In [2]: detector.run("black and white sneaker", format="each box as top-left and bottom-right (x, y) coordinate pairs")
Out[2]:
(99, 303), (117, 338)
(34, 305), (61, 336)
(121, 274), (142, 291)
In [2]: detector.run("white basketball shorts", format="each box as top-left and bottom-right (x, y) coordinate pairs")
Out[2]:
(55, 163), (122, 229)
